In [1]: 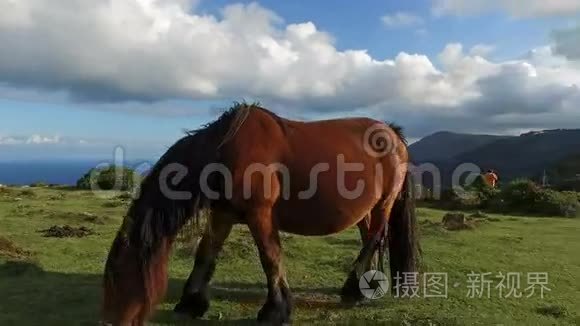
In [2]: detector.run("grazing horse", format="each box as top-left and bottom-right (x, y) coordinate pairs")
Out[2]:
(102, 103), (419, 325)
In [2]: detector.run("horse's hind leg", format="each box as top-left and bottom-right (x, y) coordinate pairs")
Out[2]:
(341, 216), (372, 302)
(357, 214), (370, 245)
(341, 202), (392, 302)
(247, 206), (291, 325)
(174, 210), (234, 318)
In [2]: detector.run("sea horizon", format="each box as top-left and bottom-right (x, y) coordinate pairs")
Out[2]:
(0, 158), (154, 186)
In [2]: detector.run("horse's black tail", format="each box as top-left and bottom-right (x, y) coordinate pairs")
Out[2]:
(388, 171), (420, 289)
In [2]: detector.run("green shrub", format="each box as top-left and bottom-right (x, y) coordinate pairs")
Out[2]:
(437, 188), (483, 210)
(76, 166), (141, 191)
(434, 178), (501, 210)
(500, 179), (542, 210)
(469, 174), (489, 190)
(534, 190), (580, 218)
(494, 179), (579, 217)
(475, 186), (501, 208)
(453, 190), (482, 209)
(435, 178), (579, 217)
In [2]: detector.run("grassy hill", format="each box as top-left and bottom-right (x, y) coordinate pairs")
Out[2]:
(0, 187), (579, 325)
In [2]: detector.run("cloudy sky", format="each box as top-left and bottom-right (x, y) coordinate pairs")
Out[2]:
(0, 0), (579, 161)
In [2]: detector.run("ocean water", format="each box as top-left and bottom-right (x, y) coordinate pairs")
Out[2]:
(0, 160), (149, 185)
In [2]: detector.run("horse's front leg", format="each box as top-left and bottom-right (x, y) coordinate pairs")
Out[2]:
(174, 211), (233, 318)
(247, 206), (292, 325)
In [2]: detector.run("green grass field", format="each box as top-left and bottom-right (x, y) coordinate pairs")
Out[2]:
(0, 186), (579, 325)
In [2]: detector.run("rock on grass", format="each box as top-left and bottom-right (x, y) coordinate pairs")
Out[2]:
(442, 213), (476, 231)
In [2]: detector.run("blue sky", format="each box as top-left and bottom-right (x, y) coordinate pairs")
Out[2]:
(0, 0), (579, 161)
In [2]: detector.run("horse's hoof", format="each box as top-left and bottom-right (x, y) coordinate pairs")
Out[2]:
(257, 300), (291, 325)
(173, 292), (210, 319)
(340, 271), (365, 303)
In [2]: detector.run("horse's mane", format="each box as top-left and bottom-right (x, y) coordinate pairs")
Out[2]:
(122, 102), (256, 262)
(387, 122), (407, 145)
(186, 101), (255, 138)
(188, 101), (287, 141)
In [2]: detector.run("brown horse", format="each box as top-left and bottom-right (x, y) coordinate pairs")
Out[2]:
(102, 103), (419, 325)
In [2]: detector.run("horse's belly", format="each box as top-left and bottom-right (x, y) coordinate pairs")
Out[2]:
(273, 198), (371, 236)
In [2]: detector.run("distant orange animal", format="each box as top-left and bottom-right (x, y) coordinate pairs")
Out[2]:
(482, 170), (499, 188)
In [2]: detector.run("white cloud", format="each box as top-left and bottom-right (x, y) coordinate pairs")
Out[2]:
(0, 0), (464, 109)
(0, 136), (22, 145)
(381, 12), (424, 28)
(0, 134), (69, 145)
(25, 135), (61, 144)
(383, 45), (580, 136)
(0, 0), (500, 113)
(432, 0), (580, 17)
(469, 44), (495, 57)
(0, 1), (579, 138)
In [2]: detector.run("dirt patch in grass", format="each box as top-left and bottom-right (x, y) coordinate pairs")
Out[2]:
(38, 225), (95, 238)
(0, 236), (30, 259)
(536, 304), (569, 318)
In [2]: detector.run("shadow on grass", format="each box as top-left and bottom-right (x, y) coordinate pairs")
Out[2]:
(0, 260), (358, 325)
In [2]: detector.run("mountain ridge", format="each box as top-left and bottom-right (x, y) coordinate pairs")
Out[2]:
(409, 128), (580, 187)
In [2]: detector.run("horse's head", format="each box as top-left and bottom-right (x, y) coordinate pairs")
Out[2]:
(102, 217), (175, 325)
(102, 134), (208, 324)
(102, 222), (147, 324)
